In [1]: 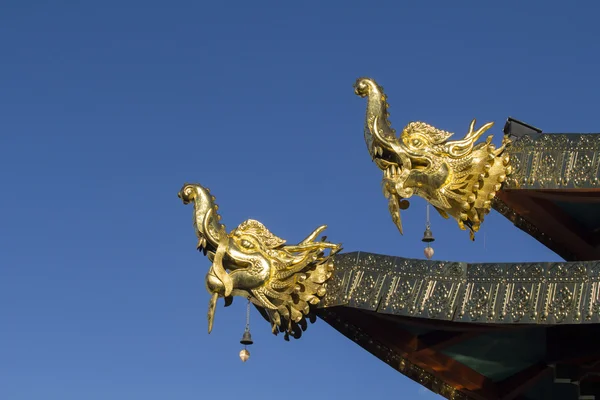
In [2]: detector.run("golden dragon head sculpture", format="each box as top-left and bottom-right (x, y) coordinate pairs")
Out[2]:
(178, 183), (341, 340)
(354, 77), (512, 240)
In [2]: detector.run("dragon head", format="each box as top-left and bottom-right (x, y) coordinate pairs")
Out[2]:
(354, 77), (512, 239)
(178, 183), (342, 340)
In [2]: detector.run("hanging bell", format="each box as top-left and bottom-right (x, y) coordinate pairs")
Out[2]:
(422, 226), (435, 243)
(240, 330), (253, 346)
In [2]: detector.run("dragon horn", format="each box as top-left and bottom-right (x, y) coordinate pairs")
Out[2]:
(299, 225), (328, 245)
(446, 120), (495, 158)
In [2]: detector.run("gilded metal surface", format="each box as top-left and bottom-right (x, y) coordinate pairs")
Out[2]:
(321, 251), (600, 325)
(319, 308), (468, 400)
(504, 132), (600, 189)
(354, 77), (512, 240)
(178, 183), (341, 340)
(492, 132), (600, 261)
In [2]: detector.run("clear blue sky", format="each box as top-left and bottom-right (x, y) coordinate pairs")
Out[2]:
(1, 1), (599, 399)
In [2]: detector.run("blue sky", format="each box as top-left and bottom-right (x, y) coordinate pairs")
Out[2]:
(1, 1), (599, 399)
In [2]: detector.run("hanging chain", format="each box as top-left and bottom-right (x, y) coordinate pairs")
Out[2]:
(426, 203), (431, 229)
(245, 298), (251, 332)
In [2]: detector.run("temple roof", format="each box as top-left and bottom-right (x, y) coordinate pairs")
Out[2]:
(318, 251), (600, 399)
(312, 119), (600, 399)
(497, 118), (600, 261)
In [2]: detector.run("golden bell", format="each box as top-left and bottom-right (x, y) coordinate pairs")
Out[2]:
(240, 330), (253, 346)
(421, 227), (435, 243)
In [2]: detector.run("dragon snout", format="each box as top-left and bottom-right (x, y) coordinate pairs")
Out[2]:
(353, 78), (370, 97)
(178, 190), (191, 204)
(178, 184), (198, 205)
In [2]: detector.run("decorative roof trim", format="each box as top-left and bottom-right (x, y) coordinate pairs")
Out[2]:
(504, 133), (600, 190)
(321, 252), (600, 325)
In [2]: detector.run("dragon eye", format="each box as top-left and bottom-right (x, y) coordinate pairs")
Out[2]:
(411, 139), (423, 147)
(240, 239), (254, 249)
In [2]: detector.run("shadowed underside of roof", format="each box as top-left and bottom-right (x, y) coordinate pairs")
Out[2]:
(318, 251), (600, 399)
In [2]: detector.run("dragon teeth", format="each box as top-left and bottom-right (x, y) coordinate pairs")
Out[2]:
(385, 165), (399, 177)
